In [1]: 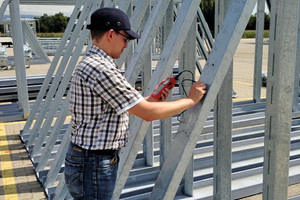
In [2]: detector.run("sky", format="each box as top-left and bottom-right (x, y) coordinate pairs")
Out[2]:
(19, 5), (74, 17)
(0, 2), (268, 18)
(0, 1), (74, 17)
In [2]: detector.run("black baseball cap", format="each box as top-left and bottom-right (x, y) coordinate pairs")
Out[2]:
(86, 7), (141, 40)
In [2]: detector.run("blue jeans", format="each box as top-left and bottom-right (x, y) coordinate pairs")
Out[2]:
(64, 142), (119, 200)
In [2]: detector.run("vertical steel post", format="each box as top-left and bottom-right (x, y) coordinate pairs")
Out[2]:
(263, 0), (299, 199)
(292, 2), (300, 112)
(142, 5), (154, 166)
(180, 16), (197, 196)
(253, 0), (266, 102)
(159, 0), (173, 167)
(213, 0), (232, 199)
(9, 0), (29, 119)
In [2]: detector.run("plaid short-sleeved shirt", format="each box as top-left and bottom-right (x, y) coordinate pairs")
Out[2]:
(69, 45), (143, 150)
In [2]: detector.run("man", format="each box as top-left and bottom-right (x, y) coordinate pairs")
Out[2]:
(64, 7), (206, 200)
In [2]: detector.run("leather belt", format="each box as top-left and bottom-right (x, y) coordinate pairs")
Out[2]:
(71, 143), (118, 155)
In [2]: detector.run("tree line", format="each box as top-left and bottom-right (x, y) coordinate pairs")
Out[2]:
(35, 12), (69, 33)
(34, 13), (268, 35)
(200, 0), (270, 36)
(34, 11), (269, 34)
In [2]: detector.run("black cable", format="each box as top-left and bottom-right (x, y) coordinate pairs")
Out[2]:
(180, 79), (196, 97)
(173, 70), (196, 123)
(174, 69), (194, 81)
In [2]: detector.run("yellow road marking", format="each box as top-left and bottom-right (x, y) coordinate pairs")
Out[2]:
(233, 80), (254, 86)
(0, 123), (18, 200)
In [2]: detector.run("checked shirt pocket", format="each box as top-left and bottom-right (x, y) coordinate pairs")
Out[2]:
(64, 154), (84, 198)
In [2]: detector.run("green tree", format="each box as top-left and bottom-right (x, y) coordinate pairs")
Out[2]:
(246, 15), (256, 30)
(200, 1), (271, 35)
(35, 12), (69, 33)
(246, 13), (270, 30)
(52, 12), (69, 32)
(36, 14), (51, 33)
(200, 0), (215, 35)
(264, 13), (270, 30)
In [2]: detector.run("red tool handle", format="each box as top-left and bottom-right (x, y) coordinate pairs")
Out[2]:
(151, 77), (176, 99)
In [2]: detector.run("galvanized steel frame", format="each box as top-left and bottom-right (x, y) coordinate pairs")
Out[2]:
(263, 0), (299, 199)
(0, 0), (30, 118)
(150, 1), (257, 199)
(213, 1), (233, 199)
(21, 20), (50, 63)
(114, 0), (204, 199)
(253, 0), (266, 102)
(3, 0), (299, 199)
(20, 0), (89, 138)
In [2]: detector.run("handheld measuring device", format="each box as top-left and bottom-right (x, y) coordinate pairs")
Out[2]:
(151, 77), (177, 99)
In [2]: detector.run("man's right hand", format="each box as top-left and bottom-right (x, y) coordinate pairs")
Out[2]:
(188, 81), (207, 104)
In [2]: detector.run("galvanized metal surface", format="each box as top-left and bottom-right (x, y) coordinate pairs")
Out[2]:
(19, 100), (300, 199)
(293, 2), (300, 112)
(20, 0), (87, 137)
(1, 0), (299, 199)
(9, 0), (29, 119)
(22, 21), (50, 63)
(116, 1), (204, 199)
(150, 1), (257, 199)
(180, 16), (197, 196)
(253, 0), (265, 102)
(213, 1), (232, 199)
(263, 0), (299, 199)
(23, 0), (97, 149)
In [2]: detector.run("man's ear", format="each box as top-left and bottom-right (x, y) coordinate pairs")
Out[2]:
(107, 29), (114, 40)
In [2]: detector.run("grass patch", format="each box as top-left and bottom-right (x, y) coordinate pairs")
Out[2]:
(242, 30), (269, 38)
(36, 32), (64, 38)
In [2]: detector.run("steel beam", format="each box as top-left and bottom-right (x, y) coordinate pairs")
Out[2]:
(34, 93), (70, 172)
(21, 0), (86, 137)
(0, 0), (9, 22)
(159, 0), (173, 168)
(263, 0), (299, 199)
(113, 0), (202, 199)
(293, 2), (300, 112)
(24, 0), (93, 147)
(253, 0), (266, 102)
(124, 0), (172, 85)
(9, 0), (29, 119)
(213, 1), (232, 199)
(22, 20), (50, 62)
(142, 5), (154, 166)
(43, 124), (71, 189)
(150, 1), (256, 199)
(180, 16), (197, 196)
(27, 0), (95, 152)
